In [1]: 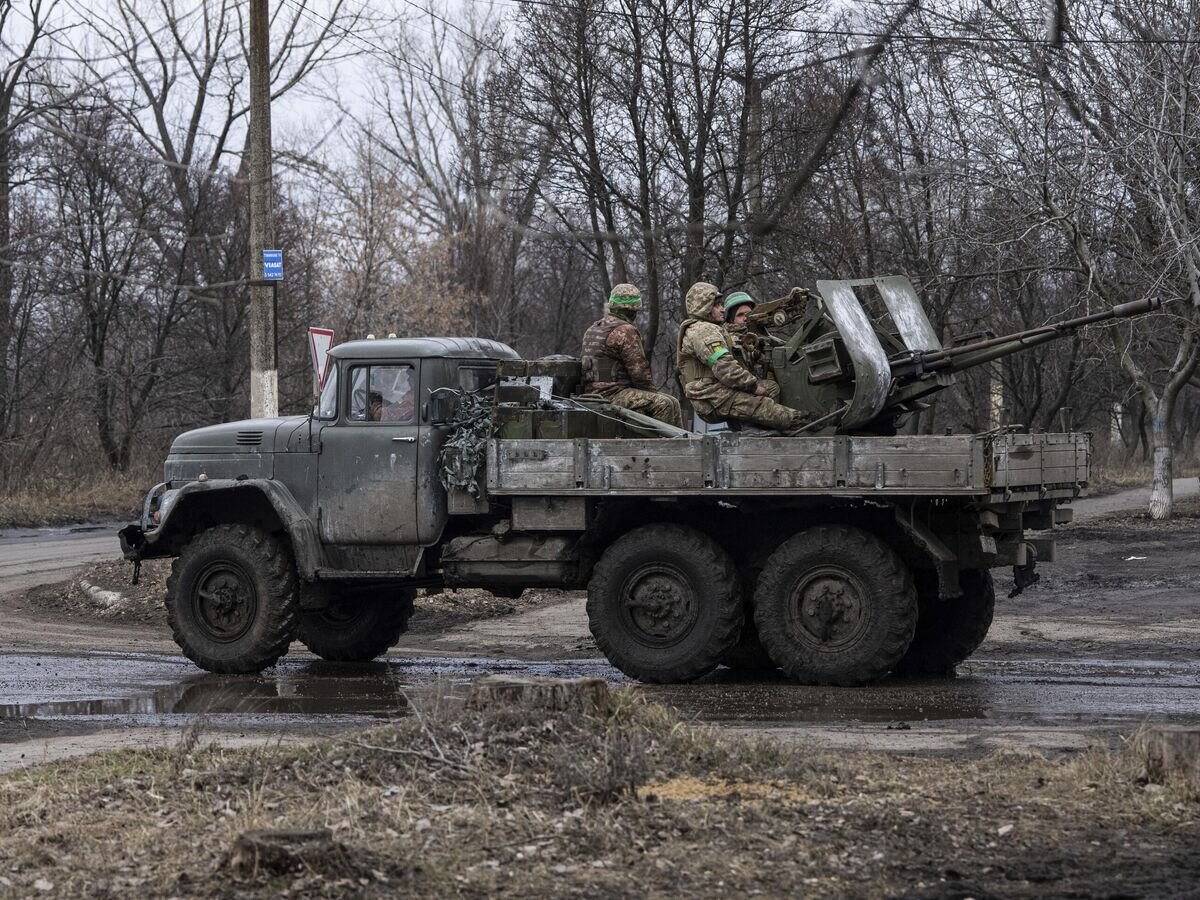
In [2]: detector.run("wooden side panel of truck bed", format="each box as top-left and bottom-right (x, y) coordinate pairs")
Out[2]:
(485, 432), (1089, 499)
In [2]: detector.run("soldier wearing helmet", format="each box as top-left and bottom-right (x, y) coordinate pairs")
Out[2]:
(580, 283), (683, 428)
(722, 290), (776, 388)
(676, 282), (809, 431)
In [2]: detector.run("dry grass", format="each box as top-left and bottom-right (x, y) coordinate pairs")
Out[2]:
(0, 691), (1196, 898)
(0, 470), (149, 529)
(1087, 452), (1200, 495)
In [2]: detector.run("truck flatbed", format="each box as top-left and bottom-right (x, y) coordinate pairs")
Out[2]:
(487, 431), (1088, 502)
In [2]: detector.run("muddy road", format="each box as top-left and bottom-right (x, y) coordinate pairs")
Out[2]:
(2, 481), (1198, 770)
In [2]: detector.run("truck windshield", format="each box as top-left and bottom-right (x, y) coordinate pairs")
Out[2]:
(316, 366), (338, 419)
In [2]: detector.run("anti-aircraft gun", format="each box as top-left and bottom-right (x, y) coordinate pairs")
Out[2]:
(743, 276), (1161, 435)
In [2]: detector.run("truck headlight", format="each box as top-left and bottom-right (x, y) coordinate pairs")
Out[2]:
(154, 489), (181, 526)
(142, 482), (176, 530)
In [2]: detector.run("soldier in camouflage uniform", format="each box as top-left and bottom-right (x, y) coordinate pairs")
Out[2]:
(580, 283), (683, 428)
(677, 282), (810, 431)
(722, 290), (779, 395)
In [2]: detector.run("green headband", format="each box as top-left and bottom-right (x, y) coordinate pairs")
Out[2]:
(609, 293), (641, 305)
(723, 291), (753, 312)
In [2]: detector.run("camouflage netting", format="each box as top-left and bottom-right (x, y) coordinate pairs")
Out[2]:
(438, 390), (494, 499)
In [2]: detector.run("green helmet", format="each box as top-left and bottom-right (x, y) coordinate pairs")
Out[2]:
(723, 291), (755, 314)
(608, 283), (641, 311)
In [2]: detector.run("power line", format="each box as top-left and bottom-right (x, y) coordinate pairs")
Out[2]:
(396, 0), (506, 57)
(279, 0), (479, 101)
(464, 0), (1200, 48)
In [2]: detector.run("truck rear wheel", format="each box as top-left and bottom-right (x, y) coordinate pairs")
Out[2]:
(894, 569), (995, 676)
(166, 525), (300, 674)
(753, 525), (916, 686)
(299, 588), (415, 662)
(587, 524), (741, 683)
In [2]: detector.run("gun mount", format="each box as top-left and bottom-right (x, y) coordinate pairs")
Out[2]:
(757, 276), (1160, 435)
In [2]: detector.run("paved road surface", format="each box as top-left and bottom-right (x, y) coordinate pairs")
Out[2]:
(0, 522), (123, 596)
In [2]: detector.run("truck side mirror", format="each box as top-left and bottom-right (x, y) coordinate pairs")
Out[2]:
(428, 391), (458, 425)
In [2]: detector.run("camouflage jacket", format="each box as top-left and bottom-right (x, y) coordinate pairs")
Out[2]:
(676, 318), (760, 398)
(581, 315), (655, 394)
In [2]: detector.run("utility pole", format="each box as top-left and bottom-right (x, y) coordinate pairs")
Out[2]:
(248, 0), (278, 418)
(739, 45), (883, 295)
(741, 71), (779, 300)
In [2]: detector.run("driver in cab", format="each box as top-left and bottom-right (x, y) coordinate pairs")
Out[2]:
(369, 387), (415, 422)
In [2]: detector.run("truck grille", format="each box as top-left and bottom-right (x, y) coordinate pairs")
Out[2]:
(235, 431), (264, 446)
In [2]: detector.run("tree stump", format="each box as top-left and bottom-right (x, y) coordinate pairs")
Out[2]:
(224, 829), (352, 878)
(465, 676), (612, 716)
(1141, 727), (1200, 787)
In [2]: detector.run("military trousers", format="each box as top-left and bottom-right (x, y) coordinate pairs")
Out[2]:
(607, 387), (683, 429)
(689, 379), (804, 431)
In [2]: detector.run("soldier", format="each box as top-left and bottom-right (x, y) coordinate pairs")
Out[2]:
(722, 290), (776, 389)
(580, 283), (683, 428)
(677, 282), (810, 431)
(724, 291), (756, 328)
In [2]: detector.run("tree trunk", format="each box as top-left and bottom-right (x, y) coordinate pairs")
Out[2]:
(0, 108), (12, 439)
(1148, 410), (1173, 520)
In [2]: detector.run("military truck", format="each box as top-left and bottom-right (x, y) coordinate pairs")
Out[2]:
(120, 277), (1156, 685)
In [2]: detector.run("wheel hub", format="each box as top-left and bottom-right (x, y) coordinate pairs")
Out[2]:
(194, 563), (257, 642)
(622, 565), (697, 646)
(794, 571), (866, 647)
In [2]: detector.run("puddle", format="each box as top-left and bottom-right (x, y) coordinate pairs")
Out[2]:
(0, 661), (413, 720)
(647, 676), (994, 724)
(2, 652), (1199, 736)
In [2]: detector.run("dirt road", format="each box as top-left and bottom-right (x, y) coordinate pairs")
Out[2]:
(0, 522), (122, 595)
(2, 482), (1198, 770)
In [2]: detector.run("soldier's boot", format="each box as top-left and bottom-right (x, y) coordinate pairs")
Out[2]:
(784, 411), (817, 436)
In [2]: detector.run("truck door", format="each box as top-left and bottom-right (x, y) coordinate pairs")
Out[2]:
(317, 360), (421, 543)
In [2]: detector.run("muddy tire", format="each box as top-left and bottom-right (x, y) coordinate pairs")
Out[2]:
(299, 588), (415, 662)
(720, 615), (777, 673)
(166, 525), (300, 674)
(753, 525), (916, 686)
(587, 523), (742, 683)
(894, 569), (995, 676)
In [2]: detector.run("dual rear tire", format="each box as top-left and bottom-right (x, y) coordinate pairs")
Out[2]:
(588, 523), (989, 686)
(894, 569), (995, 675)
(586, 524), (742, 683)
(752, 525), (917, 686)
(587, 522), (918, 686)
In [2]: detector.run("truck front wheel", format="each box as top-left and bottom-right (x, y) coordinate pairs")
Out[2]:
(587, 524), (742, 683)
(299, 588), (415, 662)
(753, 525), (917, 686)
(166, 525), (300, 674)
(893, 569), (995, 676)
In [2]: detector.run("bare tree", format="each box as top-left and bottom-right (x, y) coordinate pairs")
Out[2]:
(0, 0), (60, 445)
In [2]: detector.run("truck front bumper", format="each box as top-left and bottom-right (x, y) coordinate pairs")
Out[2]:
(119, 523), (149, 561)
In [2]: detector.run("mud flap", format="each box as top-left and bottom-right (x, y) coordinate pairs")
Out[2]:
(1009, 542), (1040, 598)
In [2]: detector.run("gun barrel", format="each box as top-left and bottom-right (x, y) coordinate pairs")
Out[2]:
(911, 296), (1161, 374)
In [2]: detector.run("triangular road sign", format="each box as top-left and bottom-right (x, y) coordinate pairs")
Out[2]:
(308, 327), (335, 388)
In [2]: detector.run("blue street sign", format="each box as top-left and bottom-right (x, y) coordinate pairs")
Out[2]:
(262, 249), (284, 281)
